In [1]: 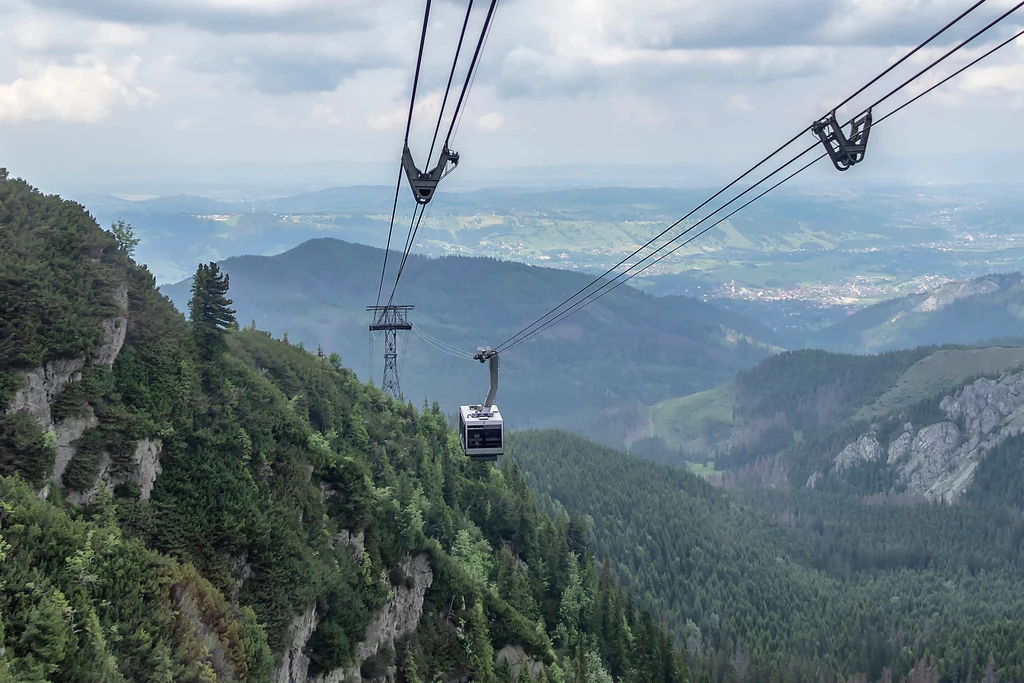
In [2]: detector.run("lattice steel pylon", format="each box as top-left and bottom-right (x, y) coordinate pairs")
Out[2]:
(367, 305), (414, 399)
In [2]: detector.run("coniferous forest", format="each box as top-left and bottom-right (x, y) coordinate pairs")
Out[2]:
(0, 170), (689, 682)
(2, 167), (1024, 683)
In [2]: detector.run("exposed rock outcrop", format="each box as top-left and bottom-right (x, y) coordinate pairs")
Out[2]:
(834, 370), (1024, 501)
(887, 429), (913, 464)
(833, 434), (882, 472)
(92, 283), (129, 367)
(352, 554), (433, 666)
(496, 645), (545, 681)
(276, 604), (319, 683)
(912, 278), (1001, 314)
(63, 438), (164, 506)
(52, 407), (100, 484)
(3, 284), (168, 502)
(897, 422), (963, 499)
(335, 529), (365, 556)
(132, 438), (163, 500)
(275, 553), (433, 683)
(6, 358), (86, 427)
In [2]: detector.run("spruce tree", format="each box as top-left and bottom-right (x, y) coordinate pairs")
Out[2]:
(188, 262), (236, 362)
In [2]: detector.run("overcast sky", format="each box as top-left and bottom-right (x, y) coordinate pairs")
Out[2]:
(1, 0), (1023, 195)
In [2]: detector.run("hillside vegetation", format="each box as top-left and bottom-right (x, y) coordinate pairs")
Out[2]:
(159, 237), (785, 436)
(810, 273), (1024, 353)
(645, 346), (1024, 481)
(510, 430), (1024, 683)
(0, 169), (691, 682)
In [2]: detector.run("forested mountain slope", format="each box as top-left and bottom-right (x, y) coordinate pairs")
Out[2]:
(644, 345), (1024, 499)
(510, 430), (1024, 683)
(0, 169), (690, 682)
(810, 273), (1024, 353)
(159, 237), (784, 435)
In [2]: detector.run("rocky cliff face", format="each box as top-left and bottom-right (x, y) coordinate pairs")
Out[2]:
(2, 285), (163, 502)
(274, 553), (433, 683)
(818, 370), (1024, 501)
(909, 278), (1003, 314)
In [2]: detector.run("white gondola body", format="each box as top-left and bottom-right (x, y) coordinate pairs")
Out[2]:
(459, 404), (504, 461)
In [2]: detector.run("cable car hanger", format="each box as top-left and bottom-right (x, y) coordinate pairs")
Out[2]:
(402, 144), (460, 205)
(811, 109), (872, 171)
(487, 0), (1023, 355)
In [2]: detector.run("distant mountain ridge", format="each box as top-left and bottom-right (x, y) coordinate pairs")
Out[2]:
(160, 237), (786, 434)
(812, 272), (1024, 353)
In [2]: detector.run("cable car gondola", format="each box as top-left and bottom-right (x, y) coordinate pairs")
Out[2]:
(460, 350), (503, 461)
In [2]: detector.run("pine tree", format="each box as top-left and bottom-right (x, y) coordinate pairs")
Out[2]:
(188, 262), (236, 362)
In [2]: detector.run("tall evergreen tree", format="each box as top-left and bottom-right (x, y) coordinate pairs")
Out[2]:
(188, 262), (236, 362)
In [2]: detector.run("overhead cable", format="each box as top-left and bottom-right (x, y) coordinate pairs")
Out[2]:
(493, 0), (1020, 353)
(497, 18), (1024, 353)
(385, 0), (500, 306)
(375, 0), (434, 309)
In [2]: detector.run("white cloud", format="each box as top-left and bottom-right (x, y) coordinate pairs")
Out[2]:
(0, 56), (157, 124)
(92, 22), (148, 47)
(310, 102), (343, 125)
(13, 18), (56, 51)
(368, 106), (406, 132)
(728, 94), (755, 111)
(2, 0), (1023, 187)
(476, 111), (505, 131)
(11, 16), (147, 53)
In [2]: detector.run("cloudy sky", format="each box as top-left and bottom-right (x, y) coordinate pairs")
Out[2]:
(1, 0), (1023, 194)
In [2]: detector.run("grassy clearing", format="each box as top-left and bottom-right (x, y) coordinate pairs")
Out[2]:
(857, 347), (1024, 421)
(650, 385), (736, 451)
(685, 460), (724, 478)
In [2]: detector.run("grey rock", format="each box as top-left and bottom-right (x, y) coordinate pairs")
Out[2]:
(834, 434), (882, 472)
(835, 370), (1024, 501)
(355, 554), (433, 664)
(6, 358), (86, 427)
(53, 407), (100, 485)
(65, 453), (114, 506)
(275, 603), (318, 683)
(898, 422), (962, 497)
(62, 438), (163, 506)
(887, 431), (913, 465)
(496, 645), (545, 681)
(911, 279), (1000, 313)
(277, 554), (433, 683)
(335, 529), (365, 556)
(92, 283), (129, 367)
(131, 438), (163, 500)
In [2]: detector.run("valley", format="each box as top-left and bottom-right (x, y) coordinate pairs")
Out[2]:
(3, 171), (1024, 683)
(81, 185), (1024, 326)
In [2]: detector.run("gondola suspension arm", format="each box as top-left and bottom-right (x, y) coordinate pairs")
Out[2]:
(402, 144), (460, 205)
(474, 348), (499, 410)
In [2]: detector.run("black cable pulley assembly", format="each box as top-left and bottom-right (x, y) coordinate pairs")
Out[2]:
(812, 109), (873, 171)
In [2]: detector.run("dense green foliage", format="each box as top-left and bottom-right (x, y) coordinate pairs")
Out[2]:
(0, 478), (252, 682)
(718, 347), (936, 470)
(0, 169), (125, 373)
(1, 171), (692, 682)
(188, 262), (236, 362)
(511, 430), (1024, 683)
